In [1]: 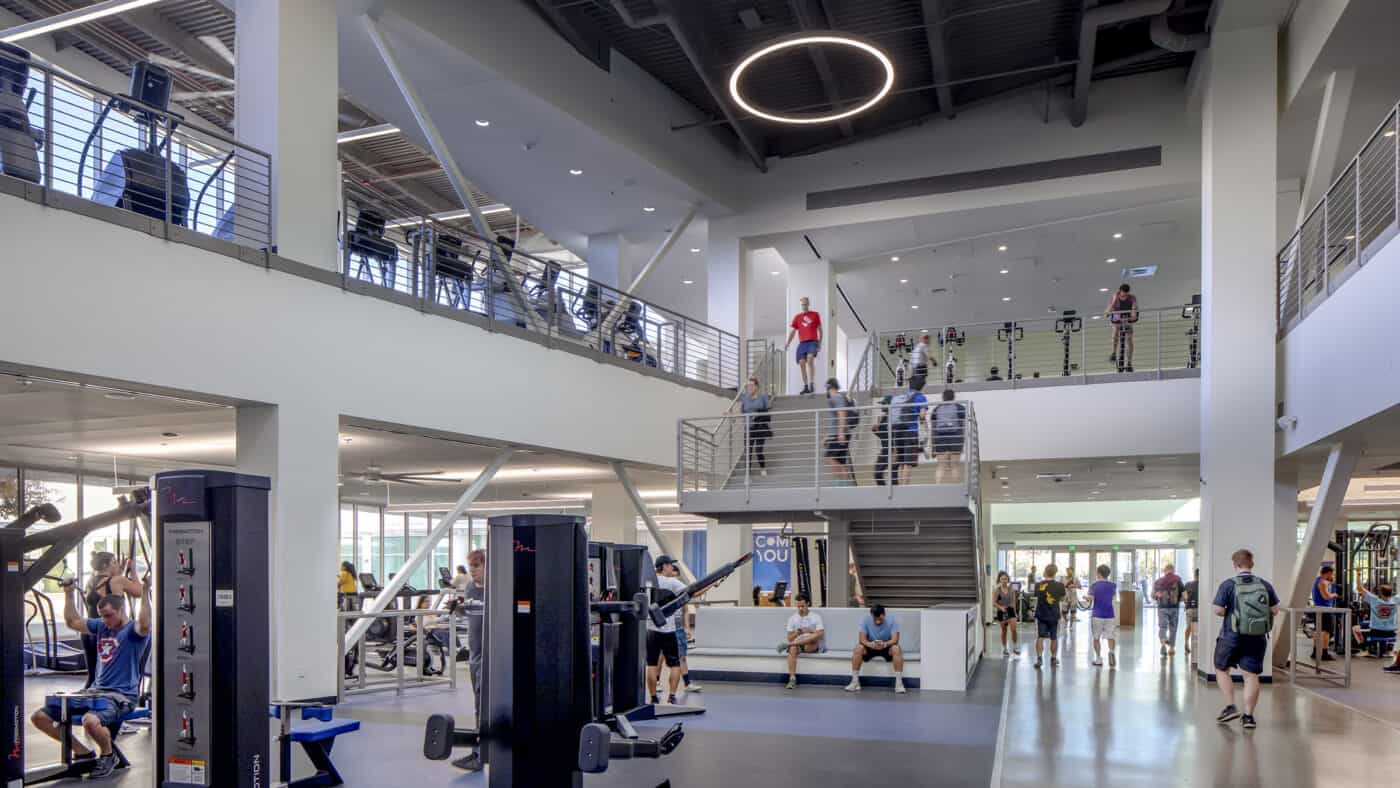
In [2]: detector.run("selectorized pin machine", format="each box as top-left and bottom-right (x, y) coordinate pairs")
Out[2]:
(422, 514), (751, 787)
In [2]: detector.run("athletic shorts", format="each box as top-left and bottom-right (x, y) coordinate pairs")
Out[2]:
(1090, 617), (1119, 641)
(995, 608), (1016, 623)
(1111, 321), (1134, 335)
(43, 691), (133, 729)
(1036, 617), (1060, 639)
(674, 628), (688, 658)
(895, 431), (921, 466)
(860, 646), (895, 662)
(647, 629), (681, 668)
(1214, 635), (1266, 674)
(932, 435), (964, 455)
(824, 437), (850, 463)
(795, 340), (820, 362)
(1186, 607), (1199, 623)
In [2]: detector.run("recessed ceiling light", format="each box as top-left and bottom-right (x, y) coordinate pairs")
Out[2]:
(997, 244), (1008, 252)
(682, 279), (694, 285)
(999, 269), (1009, 275)
(643, 206), (656, 213)
(1001, 296), (1011, 301)
(921, 329), (929, 334)
(770, 271), (781, 276)
(103, 392), (137, 401)
(1092, 315), (1101, 320)
(911, 304), (920, 310)
(690, 247), (701, 253)
(899, 278), (908, 284)
(891, 256), (900, 262)
(1106, 257), (1117, 263)
(474, 119), (490, 127)
(1112, 232), (1123, 239)
(1099, 287), (1109, 292)
(569, 168), (583, 175)
(1116, 460), (1127, 464)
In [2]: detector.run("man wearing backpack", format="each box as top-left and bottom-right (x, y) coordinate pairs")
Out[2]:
(823, 378), (857, 485)
(929, 389), (966, 484)
(891, 376), (929, 485)
(1153, 563), (1185, 657)
(1211, 548), (1280, 730)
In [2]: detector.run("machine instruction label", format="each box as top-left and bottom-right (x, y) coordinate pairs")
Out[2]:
(167, 757), (207, 785)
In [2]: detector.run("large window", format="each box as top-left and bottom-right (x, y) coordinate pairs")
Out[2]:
(406, 514), (429, 589)
(339, 505), (355, 566)
(382, 512), (406, 582)
(358, 506), (381, 580)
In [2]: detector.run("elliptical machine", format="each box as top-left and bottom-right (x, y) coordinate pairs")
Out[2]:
(0, 43), (42, 183)
(1054, 309), (1082, 377)
(79, 61), (189, 225)
(1182, 294), (1201, 369)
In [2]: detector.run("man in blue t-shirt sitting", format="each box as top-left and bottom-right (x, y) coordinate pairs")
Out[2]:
(31, 569), (150, 778)
(1211, 548), (1279, 731)
(846, 604), (906, 694)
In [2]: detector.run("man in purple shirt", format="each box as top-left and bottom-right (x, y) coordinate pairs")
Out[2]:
(1087, 564), (1118, 667)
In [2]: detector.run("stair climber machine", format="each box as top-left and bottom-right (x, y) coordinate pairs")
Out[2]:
(1183, 294), (1201, 369)
(0, 43), (43, 183)
(421, 514), (752, 787)
(1054, 310), (1082, 378)
(77, 61), (189, 225)
(996, 322), (1023, 381)
(938, 327), (965, 384)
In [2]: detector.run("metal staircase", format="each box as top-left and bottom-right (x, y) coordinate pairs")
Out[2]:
(848, 509), (979, 609)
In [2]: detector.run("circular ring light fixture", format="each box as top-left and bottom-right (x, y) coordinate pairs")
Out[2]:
(728, 33), (895, 125)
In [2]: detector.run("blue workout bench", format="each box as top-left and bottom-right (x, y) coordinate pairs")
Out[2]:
(269, 704), (361, 787)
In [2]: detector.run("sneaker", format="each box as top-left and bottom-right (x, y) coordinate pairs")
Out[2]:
(894, 679), (907, 694)
(1109, 652), (1117, 667)
(1108, 354), (1116, 363)
(844, 679), (860, 692)
(1168, 647), (1176, 656)
(1034, 658), (1043, 669)
(786, 677), (797, 690)
(452, 752), (483, 772)
(687, 682), (703, 693)
(1160, 644), (1168, 656)
(760, 468), (768, 477)
(1241, 714), (1257, 730)
(1051, 657), (1060, 667)
(89, 754), (118, 779)
(779, 642), (792, 653)
(667, 694), (678, 705)
(1321, 651), (1336, 662)
(1002, 647), (1010, 657)
(1216, 704), (1241, 724)
(1092, 658), (1103, 666)
(1125, 365), (1134, 372)
(1383, 664), (1400, 673)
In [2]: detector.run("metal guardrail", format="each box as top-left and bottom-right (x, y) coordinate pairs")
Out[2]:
(340, 181), (741, 390)
(1285, 606), (1352, 688)
(679, 400), (979, 501)
(336, 607), (459, 700)
(0, 54), (272, 250)
(1278, 102), (1400, 336)
(856, 304), (1201, 394)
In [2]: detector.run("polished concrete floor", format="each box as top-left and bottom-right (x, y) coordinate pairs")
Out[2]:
(995, 609), (1397, 788)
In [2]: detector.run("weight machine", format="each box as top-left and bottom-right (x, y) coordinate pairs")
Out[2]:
(421, 514), (751, 787)
(1182, 294), (1201, 369)
(996, 322), (1023, 381)
(0, 43), (43, 183)
(1054, 309), (1082, 378)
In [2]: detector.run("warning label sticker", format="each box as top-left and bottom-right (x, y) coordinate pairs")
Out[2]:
(168, 758), (208, 785)
(516, 601), (531, 614)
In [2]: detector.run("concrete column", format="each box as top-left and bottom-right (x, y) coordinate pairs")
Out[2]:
(785, 258), (838, 395)
(980, 499), (995, 624)
(587, 482), (638, 544)
(706, 225), (748, 339)
(704, 520), (751, 606)
(585, 233), (625, 290)
(235, 0), (339, 269)
(236, 403), (339, 700)
(827, 518), (849, 607)
(1197, 26), (1281, 678)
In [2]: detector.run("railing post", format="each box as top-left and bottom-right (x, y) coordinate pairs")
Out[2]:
(1079, 325), (1086, 383)
(340, 190), (351, 287)
(1356, 153), (1363, 266)
(1322, 191), (1330, 297)
(745, 415), (751, 503)
(1155, 309), (1162, 378)
(42, 70), (53, 192)
(813, 410), (821, 500)
(887, 404), (894, 500)
(163, 118), (174, 239)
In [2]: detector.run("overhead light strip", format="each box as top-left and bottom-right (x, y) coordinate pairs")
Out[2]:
(337, 124), (400, 144)
(384, 205), (510, 229)
(0, 0), (170, 44)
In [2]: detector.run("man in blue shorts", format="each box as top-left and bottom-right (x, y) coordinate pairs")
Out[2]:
(1212, 548), (1279, 730)
(785, 296), (822, 395)
(32, 570), (150, 778)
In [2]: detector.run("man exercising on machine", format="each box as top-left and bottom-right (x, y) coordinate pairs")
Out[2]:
(31, 563), (150, 778)
(647, 555), (688, 706)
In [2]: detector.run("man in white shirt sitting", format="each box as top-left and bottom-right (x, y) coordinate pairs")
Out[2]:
(780, 592), (825, 689)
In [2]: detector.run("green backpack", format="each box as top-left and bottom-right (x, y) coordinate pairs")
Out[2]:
(1230, 576), (1274, 636)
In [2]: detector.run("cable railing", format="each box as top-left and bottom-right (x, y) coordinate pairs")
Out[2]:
(0, 49), (272, 251)
(339, 181), (741, 391)
(858, 303), (1201, 392)
(679, 400), (979, 501)
(1278, 101), (1400, 336)
(745, 338), (784, 395)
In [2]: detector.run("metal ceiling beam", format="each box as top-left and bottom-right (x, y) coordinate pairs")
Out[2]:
(920, 0), (956, 119)
(123, 6), (233, 79)
(787, 0), (852, 137)
(340, 148), (456, 218)
(609, 0), (768, 172)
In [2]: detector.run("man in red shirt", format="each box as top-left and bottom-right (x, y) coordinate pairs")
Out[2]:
(785, 296), (823, 395)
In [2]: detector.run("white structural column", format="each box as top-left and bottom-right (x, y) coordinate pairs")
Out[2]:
(1196, 26), (1282, 677)
(826, 519), (849, 608)
(785, 258), (838, 395)
(236, 403), (340, 700)
(611, 463), (695, 584)
(704, 521), (751, 605)
(707, 225), (749, 339)
(589, 482), (639, 545)
(586, 233), (626, 290)
(1275, 443), (1359, 666)
(235, 0), (339, 269)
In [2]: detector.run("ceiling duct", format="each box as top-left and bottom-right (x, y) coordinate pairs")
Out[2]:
(1149, 0), (1210, 53)
(1070, 0), (1172, 128)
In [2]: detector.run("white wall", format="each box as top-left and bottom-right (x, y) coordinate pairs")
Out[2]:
(963, 378), (1201, 462)
(1277, 230), (1400, 455)
(0, 195), (729, 467)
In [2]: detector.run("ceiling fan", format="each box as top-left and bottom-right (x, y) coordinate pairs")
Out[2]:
(341, 463), (461, 486)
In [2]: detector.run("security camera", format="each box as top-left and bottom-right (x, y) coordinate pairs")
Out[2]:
(1136, 461), (1145, 472)
(1276, 415), (1297, 431)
